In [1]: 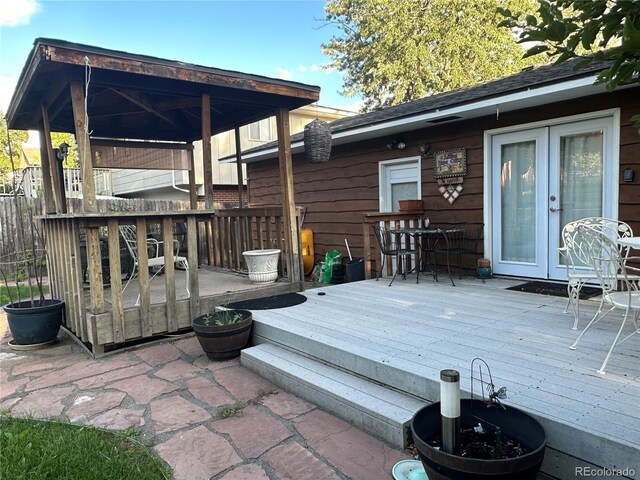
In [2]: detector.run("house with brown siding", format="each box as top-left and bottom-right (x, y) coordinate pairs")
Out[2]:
(232, 59), (639, 281)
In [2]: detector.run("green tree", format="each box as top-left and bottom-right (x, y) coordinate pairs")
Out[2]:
(498, 0), (640, 129)
(322, 0), (545, 111)
(0, 111), (28, 174)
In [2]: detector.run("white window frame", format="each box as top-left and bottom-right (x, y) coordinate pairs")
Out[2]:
(379, 156), (422, 212)
(248, 118), (273, 142)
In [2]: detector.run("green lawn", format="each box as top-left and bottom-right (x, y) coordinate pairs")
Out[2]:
(0, 417), (172, 480)
(0, 285), (50, 306)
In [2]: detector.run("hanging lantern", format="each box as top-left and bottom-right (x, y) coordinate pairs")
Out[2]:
(303, 118), (332, 163)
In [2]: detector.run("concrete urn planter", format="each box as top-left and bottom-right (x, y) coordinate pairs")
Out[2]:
(243, 249), (281, 284)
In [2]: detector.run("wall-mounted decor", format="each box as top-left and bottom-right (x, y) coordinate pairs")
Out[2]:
(433, 148), (467, 179)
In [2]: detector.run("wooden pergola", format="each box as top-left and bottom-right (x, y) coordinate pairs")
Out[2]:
(6, 38), (320, 354)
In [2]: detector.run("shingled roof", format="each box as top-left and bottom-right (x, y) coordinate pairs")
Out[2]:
(239, 57), (615, 159)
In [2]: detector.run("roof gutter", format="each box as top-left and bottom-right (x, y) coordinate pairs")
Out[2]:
(230, 74), (611, 164)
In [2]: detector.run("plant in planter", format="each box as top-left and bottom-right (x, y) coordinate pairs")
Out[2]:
(410, 361), (546, 480)
(0, 134), (64, 348)
(192, 307), (253, 360)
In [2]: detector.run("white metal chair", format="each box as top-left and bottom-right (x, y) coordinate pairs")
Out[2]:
(558, 217), (637, 330)
(569, 224), (640, 374)
(119, 225), (189, 305)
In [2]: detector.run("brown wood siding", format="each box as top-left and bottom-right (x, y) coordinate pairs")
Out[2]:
(247, 88), (640, 266)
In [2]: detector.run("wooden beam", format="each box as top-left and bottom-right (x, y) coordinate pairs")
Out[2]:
(234, 127), (245, 208)
(41, 103), (67, 214)
(46, 45), (320, 101)
(37, 127), (56, 214)
(70, 82), (97, 213)
(91, 138), (193, 150)
(201, 93), (214, 209)
(275, 107), (301, 284)
(188, 145), (198, 210)
(110, 88), (183, 129)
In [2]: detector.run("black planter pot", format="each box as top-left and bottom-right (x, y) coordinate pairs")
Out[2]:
(192, 310), (252, 360)
(411, 399), (546, 480)
(3, 299), (65, 345)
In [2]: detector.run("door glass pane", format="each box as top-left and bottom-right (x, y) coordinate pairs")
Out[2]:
(559, 130), (604, 249)
(500, 141), (536, 263)
(391, 182), (417, 212)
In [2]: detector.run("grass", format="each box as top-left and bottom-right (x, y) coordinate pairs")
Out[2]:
(0, 417), (172, 480)
(0, 285), (50, 305)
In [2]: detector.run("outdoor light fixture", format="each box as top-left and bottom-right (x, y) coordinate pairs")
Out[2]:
(386, 138), (406, 150)
(440, 369), (460, 454)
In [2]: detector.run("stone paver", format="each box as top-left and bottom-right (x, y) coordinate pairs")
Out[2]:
(295, 409), (411, 480)
(1, 316), (412, 480)
(109, 374), (178, 404)
(155, 425), (242, 480)
(220, 463), (271, 479)
(11, 386), (74, 417)
(66, 390), (126, 421)
(213, 406), (292, 458)
(186, 375), (235, 407)
(171, 336), (204, 358)
(263, 441), (341, 480)
(74, 362), (151, 389)
(150, 395), (211, 434)
(88, 407), (146, 430)
(154, 359), (201, 382)
(214, 365), (277, 402)
(133, 342), (182, 366)
(261, 390), (316, 419)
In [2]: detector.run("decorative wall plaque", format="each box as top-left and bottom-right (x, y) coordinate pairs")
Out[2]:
(433, 148), (467, 179)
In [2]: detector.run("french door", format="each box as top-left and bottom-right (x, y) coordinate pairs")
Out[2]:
(491, 117), (616, 279)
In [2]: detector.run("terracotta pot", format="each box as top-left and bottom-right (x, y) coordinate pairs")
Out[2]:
(398, 199), (424, 212)
(192, 310), (252, 360)
(478, 258), (491, 268)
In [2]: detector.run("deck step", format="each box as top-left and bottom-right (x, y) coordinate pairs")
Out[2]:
(241, 343), (425, 448)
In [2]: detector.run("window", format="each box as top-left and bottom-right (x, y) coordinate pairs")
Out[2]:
(379, 157), (422, 212)
(248, 119), (272, 142)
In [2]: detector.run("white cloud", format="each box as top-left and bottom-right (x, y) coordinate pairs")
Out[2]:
(275, 67), (293, 80)
(298, 66), (307, 72)
(310, 64), (320, 72)
(0, 0), (39, 27)
(0, 76), (17, 114)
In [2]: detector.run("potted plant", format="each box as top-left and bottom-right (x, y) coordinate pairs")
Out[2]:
(192, 307), (253, 360)
(0, 138), (64, 348)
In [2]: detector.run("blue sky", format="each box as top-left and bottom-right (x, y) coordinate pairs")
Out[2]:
(0, 0), (360, 114)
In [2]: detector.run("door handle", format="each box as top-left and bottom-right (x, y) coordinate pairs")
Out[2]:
(549, 207), (562, 212)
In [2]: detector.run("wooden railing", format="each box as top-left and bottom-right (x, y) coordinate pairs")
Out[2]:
(42, 206), (299, 354)
(362, 212), (425, 279)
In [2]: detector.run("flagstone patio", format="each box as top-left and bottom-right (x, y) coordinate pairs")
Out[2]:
(0, 313), (410, 480)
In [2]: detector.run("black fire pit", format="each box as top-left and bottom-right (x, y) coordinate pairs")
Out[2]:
(411, 399), (546, 480)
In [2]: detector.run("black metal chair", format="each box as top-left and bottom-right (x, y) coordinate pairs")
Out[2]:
(433, 223), (484, 279)
(372, 225), (420, 286)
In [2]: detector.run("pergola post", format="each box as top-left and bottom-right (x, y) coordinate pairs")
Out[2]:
(40, 103), (67, 214)
(275, 107), (301, 285)
(37, 125), (56, 215)
(234, 127), (245, 208)
(201, 93), (214, 264)
(70, 81), (103, 314)
(187, 143), (198, 210)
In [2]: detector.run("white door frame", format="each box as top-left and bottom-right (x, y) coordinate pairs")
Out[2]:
(483, 108), (620, 277)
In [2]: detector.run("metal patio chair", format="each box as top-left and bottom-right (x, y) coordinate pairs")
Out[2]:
(569, 224), (640, 374)
(372, 224), (420, 286)
(559, 217), (637, 330)
(431, 223), (484, 279)
(119, 225), (189, 305)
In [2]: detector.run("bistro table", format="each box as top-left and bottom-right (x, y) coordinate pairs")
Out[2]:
(390, 227), (459, 286)
(618, 236), (640, 250)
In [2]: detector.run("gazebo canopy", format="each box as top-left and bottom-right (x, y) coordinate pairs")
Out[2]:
(7, 38), (320, 142)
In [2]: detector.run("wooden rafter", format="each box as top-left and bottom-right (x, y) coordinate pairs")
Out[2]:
(111, 88), (183, 129)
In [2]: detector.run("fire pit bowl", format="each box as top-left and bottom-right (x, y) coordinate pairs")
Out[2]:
(411, 399), (546, 480)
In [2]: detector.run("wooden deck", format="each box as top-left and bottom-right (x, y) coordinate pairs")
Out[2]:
(247, 276), (639, 479)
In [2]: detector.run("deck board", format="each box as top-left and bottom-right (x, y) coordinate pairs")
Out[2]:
(250, 276), (640, 465)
